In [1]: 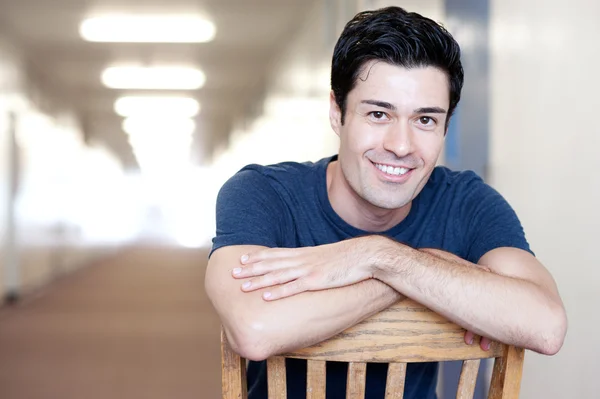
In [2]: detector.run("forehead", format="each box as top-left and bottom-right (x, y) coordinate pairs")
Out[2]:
(349, 60), (450, 109)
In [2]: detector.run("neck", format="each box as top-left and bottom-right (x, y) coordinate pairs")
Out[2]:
(326, 160), (411, 232)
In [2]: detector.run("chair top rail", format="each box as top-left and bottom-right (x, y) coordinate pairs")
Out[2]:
(285, 298), (506, 363)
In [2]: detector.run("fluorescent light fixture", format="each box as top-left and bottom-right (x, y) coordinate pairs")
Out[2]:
(115, 96), (200, 118)
(102, 66), (205, 90)
(122, 117), (196, 137)
(80, 15), (216, 43)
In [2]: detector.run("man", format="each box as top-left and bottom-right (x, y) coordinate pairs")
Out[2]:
(205, 6), (567, 399)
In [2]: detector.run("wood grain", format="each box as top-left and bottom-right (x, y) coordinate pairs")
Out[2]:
(457, 359), (481, 398)
(267, 357), (287, 399)
(220, 299), (525, 399)
(307, 360), (326, 399)
(286, 299), (505, 363)
(385, 362), (407, 399)
(221, 329), (247, 399)
(488, 346), (525, 399)
(346, 362), (367, 399)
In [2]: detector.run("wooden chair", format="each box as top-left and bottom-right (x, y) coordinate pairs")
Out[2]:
(221, 298), (524, 398)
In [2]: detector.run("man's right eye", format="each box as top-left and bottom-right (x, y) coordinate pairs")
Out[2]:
(368, 111), (388, 120)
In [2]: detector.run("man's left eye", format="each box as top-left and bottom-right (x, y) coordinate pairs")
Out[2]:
(419, 117), (434, 125)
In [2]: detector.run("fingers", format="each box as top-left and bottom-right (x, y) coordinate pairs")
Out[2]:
(262, 279), (307, 301)
(240, 268), (305, 292)
(464, 330), (475, 345)
(479, 336), (492, 351)
(240, 248), (298, 265)
(233, 258), (296, 279)
(233, 249), (301, 279)
(464, 330), (492, 351)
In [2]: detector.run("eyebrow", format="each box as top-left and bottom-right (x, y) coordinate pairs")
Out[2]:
(361, 100), (396, 110)
(414, 107), (447, 114)
(360, 100), (447, 115)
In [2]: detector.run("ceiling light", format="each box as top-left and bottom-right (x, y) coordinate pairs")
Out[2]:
(80, 15), (216, 43)
(122, 117), (196, 137)
(115, 96), (200, 118)
(102, 66), (205, 90)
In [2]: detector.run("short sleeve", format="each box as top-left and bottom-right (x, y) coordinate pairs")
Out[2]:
(461, 176), (534, 263)
(209, 168), (287, 257)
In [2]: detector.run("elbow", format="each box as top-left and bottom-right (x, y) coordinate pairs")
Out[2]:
(224, 319), (274, 362)
(535, 304), (568, 356)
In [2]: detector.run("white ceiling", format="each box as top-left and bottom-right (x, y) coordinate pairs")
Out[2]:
(0, 0), (314, 168)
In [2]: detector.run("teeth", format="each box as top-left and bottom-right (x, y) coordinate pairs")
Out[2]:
(376, 163), (409, 176)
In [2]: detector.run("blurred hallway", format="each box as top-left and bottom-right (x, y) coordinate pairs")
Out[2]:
(0, 0), (598, 397)
(0, 247), (220, 399)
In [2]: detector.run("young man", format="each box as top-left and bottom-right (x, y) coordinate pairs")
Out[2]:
(205, 6), (567, 399)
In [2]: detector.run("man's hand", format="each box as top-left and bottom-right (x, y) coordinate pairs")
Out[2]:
(232, 238), (494, 351)
(464, 330), (493, 351)
(231, 237), (375, 300)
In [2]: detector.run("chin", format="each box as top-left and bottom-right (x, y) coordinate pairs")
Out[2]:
(363, 192), (412, 210)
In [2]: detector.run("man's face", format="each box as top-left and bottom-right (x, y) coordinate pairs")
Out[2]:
(329, 61), (449, 210)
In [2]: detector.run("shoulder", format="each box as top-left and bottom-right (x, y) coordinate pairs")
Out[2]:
(427, 168), (532, 261)
(244, 157), (329, 180)
(427, 166), (500, 199)
(428, 166), (483, 188)
(222, 157), (331, 195)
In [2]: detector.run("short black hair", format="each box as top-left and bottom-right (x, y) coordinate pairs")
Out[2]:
(331, 6), (464, 128)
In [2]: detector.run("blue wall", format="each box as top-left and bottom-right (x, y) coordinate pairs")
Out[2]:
(442, 0), (491, 397)
(444, 0), (490, 179)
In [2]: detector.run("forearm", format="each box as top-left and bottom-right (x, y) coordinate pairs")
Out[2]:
(207, 244), (401, 362)
(373, 239), (565, 354)
(248, 279), (401, 359)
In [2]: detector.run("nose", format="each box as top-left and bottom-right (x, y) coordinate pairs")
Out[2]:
(382, 121), (414, 158)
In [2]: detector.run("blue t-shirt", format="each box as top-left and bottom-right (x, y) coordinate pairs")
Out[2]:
(210, 155), (532, 399)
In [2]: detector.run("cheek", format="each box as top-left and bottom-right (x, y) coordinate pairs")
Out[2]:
(344, 124), (380, 152)
(415, 134), (444, 164)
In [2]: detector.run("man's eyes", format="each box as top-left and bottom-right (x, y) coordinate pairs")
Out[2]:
(368, 111), (389, 120)
(366, 112), (438, 127)
(420, 116), (432, 124)
(418, 116), (437, 127)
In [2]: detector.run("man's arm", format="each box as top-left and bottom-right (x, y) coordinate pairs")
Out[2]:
(235, 236), (567, 356)
(373, 238), (567, 355)
(205, 244), (402, 361)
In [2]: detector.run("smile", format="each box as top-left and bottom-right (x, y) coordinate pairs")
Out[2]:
(373, 162), (411, 176)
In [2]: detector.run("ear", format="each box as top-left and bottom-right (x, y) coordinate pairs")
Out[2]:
(329, 91), (342, 137)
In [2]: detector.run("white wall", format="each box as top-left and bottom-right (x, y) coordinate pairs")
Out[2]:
(489, 1), (600, 397)
(0, 35), (138, 301)
(0, 36), (26, 301)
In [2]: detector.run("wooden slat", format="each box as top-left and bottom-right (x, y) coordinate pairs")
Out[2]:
(456, 359), (481, 398)
(267, 357), (287, 399)
(488, 346), (525, 399)
(286, 299), (505, 363)
(221, 329), (247, 399)
(385, 362), (407, 399)
(346, 362), (367, 399)
(307, 360), (326, 399)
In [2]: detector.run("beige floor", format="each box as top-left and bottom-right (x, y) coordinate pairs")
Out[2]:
(0, 246), (222, 399)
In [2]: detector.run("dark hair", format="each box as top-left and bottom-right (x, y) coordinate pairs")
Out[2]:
(331, 6), (464, 127)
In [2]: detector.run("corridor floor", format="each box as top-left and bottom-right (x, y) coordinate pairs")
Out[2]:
(0, 247), (222, 399)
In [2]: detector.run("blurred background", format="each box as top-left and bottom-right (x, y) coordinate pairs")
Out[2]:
(0, 0), (597, 398)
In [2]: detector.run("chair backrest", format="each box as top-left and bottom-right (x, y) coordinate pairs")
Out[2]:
(221, 298), (524, 399)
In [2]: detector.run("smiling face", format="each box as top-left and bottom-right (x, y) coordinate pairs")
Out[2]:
(329, 61), (449, 218)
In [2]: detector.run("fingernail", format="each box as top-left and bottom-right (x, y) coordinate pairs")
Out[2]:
(232, 268), (242, 275)
(485, 342), (491, 351)
(242, 282), (251, 289)
(468, 337), (473, 345)
(241, 255), (249, 263)
(263, 292), (271, 299)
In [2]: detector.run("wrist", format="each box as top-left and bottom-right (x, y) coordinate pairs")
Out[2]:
(361, 235), (408, 280)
